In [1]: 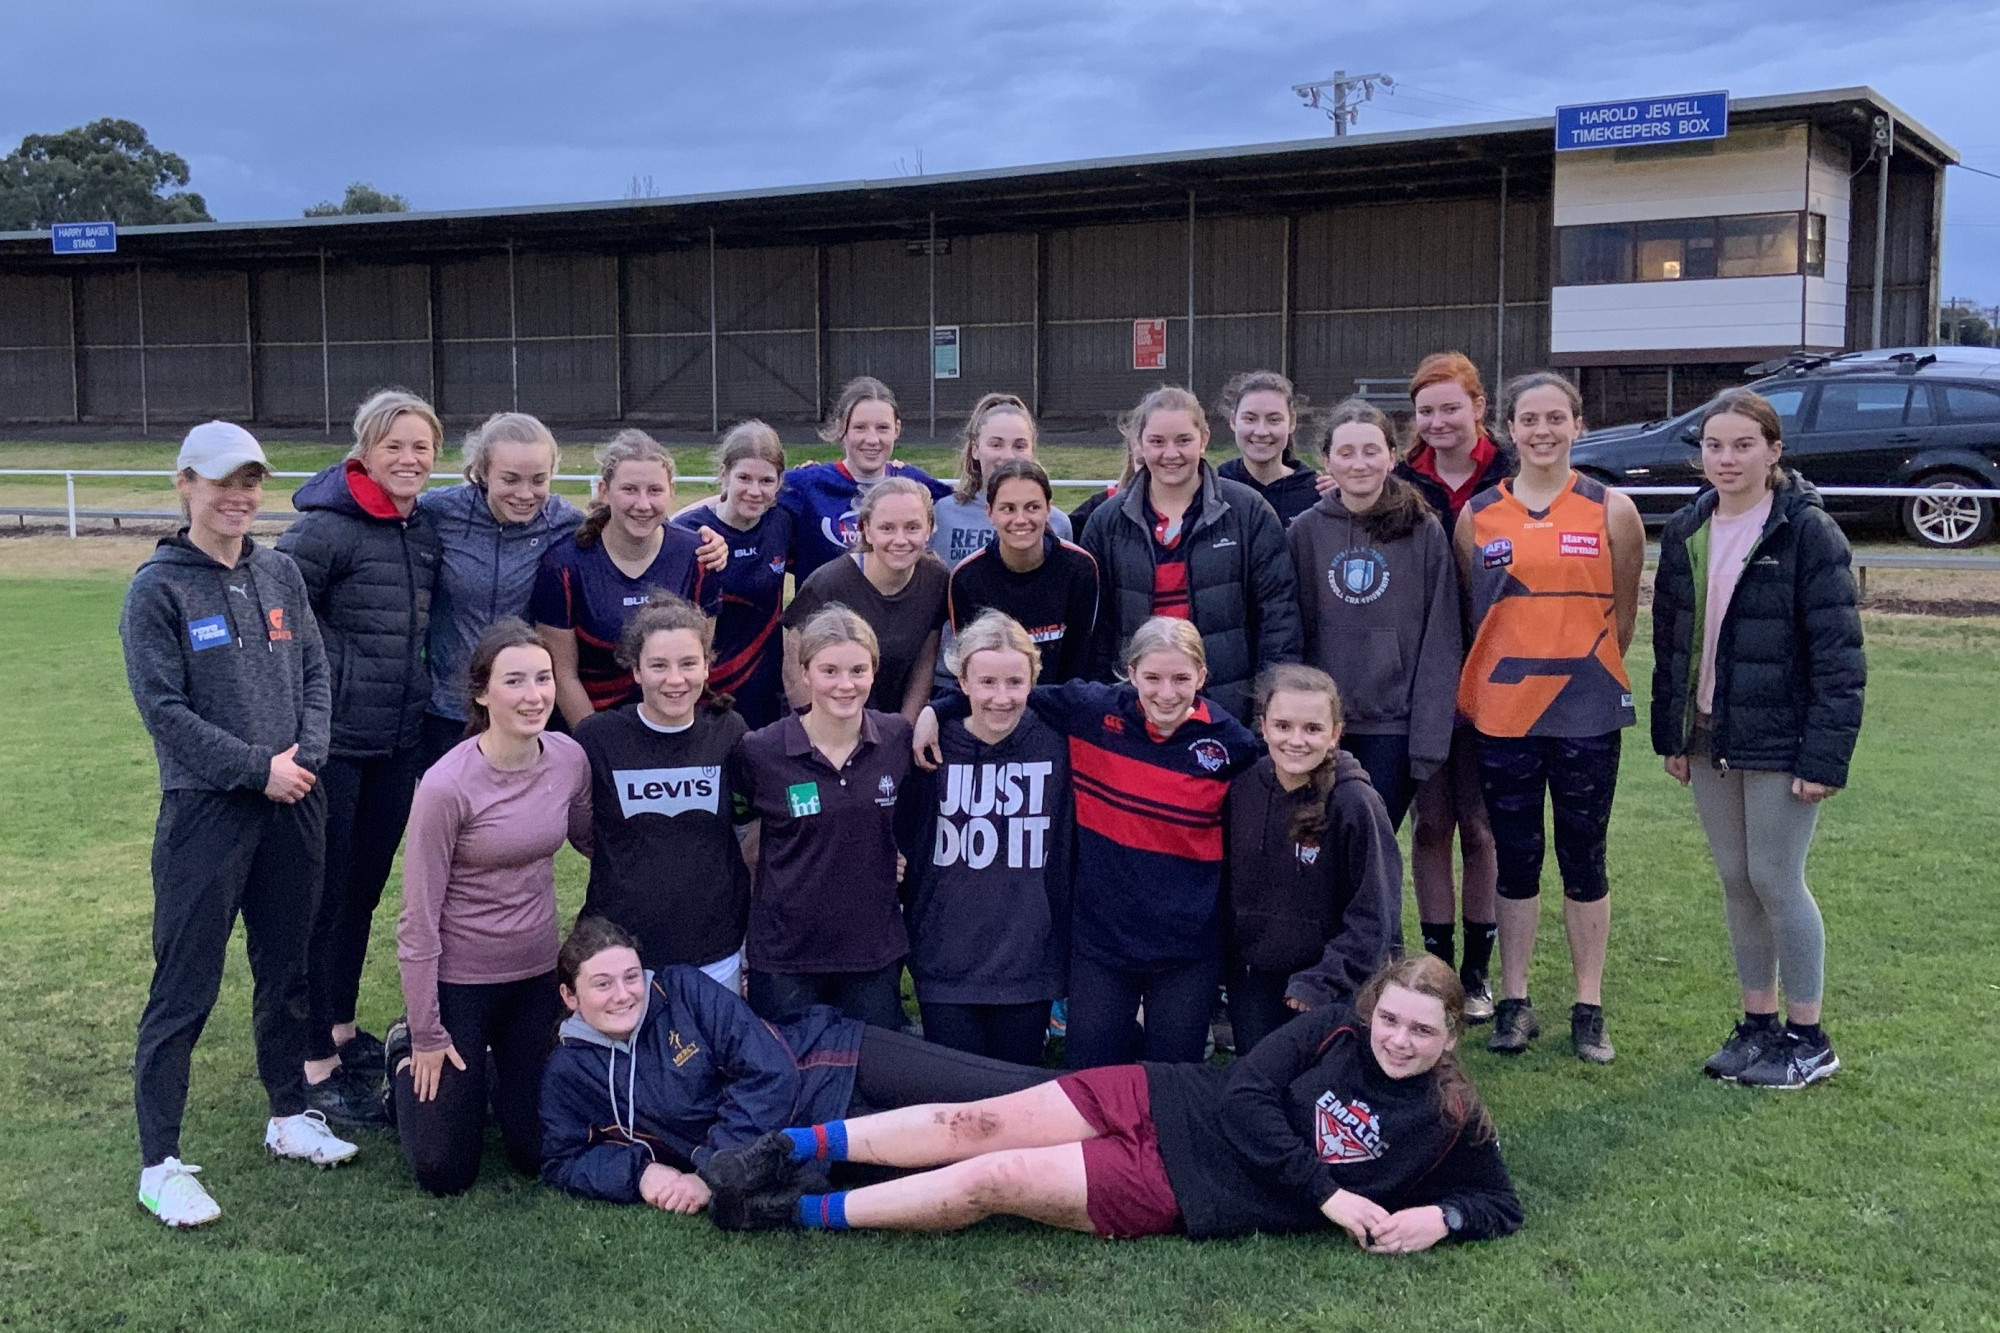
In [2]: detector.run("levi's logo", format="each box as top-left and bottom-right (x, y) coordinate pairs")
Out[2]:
(614, 767), (721, 819)
(1559, 531), (1601, 558)
(187, 615), (231, 651)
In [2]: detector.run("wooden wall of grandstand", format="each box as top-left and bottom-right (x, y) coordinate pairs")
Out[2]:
(0, 88), (1951, 436)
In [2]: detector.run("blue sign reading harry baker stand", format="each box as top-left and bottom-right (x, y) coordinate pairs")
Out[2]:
(1555, 92), (1727, 152)
(51, 222), (118, 254)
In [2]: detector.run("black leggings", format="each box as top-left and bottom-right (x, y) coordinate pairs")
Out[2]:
(310, 745), (424, 1057)
(1224, 965), (1297, 1059)
(846, 1024), (1055, 1115)
(748, 962), (905, 1032)
(1477, 731), (1622, 903)
(1065, 950), (1221, 1069)
(918, 1000), (1050, 1068)
(393, 972), (560, 1196)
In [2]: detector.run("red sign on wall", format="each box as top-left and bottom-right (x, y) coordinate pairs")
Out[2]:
(1132, 318), (1167, 371)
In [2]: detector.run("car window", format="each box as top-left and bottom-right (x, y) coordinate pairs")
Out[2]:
(1761, 386), (1807, 435)
(1812, 383), (1910, 431)
(1942, 383), (2000, 422)
(1906, 385), (1935, 426)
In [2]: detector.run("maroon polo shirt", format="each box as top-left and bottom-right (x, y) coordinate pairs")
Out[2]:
(729, 708), (913, 974)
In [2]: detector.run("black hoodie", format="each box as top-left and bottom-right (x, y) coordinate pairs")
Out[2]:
(121, 533), (330, 792)
(1224, 753), (1402, 1010)
(1217, 456), (1322, 527)
(277, 460), (441, 758)
(1287, 477), (1462, 779)
(899, 711), (1073, 1005)
(1146, 1003), (1522, 1241)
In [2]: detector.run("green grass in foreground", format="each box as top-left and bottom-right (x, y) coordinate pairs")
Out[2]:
(1, 574), (1997, 1332)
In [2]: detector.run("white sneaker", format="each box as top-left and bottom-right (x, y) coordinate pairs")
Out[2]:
(265, 1109), (359, 1167)
(139, 1157), (222, 1228)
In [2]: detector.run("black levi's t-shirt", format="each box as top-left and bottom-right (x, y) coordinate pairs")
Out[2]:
(574, 703), (751, 969)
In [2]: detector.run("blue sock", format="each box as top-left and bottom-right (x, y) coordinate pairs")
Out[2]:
(796, 1191), (850, 1229)
(782, 1122), (849, 1162)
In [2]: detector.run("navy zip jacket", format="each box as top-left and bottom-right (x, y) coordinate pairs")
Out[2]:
(277, 460), (441, 757)
(1148, 1003), (1521, 1241)
(939, 679), (1261, 968)
(901, 711), (1073, 1006)
(1651, 472), (1866, 787)
(1225, 753), (1403, 1010)
(540, 967), (861, 1203)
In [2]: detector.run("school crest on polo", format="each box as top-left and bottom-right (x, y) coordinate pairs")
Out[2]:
(1327, 546), (1390, 606)
(1187, 738), (1229, 773)
(1314, 1092), (1385, 1164)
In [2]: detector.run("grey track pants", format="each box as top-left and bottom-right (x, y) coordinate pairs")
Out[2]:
(1687, 733), (1826, 1005)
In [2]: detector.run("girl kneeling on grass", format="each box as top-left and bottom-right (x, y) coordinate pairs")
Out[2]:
(1651, 390), (1864, 1089)
(697, 954), (1521, 1245)
(1224, 665), (1404, 1057)
(391, 619), (592, 1196)
(540, 917), (1052, 1211)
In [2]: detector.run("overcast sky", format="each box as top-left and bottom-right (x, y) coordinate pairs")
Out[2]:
(8, 0), (2000, 298)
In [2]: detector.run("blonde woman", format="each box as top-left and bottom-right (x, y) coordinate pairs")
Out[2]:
(278, 388), (444, 1126)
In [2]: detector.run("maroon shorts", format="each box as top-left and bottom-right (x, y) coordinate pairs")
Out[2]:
(1056, 1065), (1184, 1239)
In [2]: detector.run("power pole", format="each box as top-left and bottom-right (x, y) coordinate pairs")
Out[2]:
(1293, 70), (1394, 136)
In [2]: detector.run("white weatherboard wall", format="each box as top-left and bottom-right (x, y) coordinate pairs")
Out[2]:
(1551, 122), (1851, 356)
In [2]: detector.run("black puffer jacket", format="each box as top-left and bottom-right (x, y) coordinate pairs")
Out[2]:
(277, 461), (441, 758)
(1651, 472), (1865, 787)
(1080, 462), (1302, 722)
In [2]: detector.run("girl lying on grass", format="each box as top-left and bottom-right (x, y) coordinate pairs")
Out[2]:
(697, 954), (1522, 1247)
(539, 917), (1051, 1213)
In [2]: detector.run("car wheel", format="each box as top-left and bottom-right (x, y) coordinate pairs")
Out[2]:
(1900, 474), (1995, 549)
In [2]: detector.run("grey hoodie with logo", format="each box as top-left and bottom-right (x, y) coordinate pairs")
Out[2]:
(1286, 479), (1461, 781)
(121, 534), (330, 793)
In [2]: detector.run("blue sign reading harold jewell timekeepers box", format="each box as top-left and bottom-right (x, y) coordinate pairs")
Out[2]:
(1554, 92), (1728, 152)
(51, 222), (118, 254)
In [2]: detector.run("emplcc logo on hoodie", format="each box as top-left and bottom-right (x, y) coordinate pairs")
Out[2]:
(1314, 1093), (1385, 1164)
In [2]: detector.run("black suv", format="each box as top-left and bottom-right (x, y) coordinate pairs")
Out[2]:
(1572, 348), (2000, 548)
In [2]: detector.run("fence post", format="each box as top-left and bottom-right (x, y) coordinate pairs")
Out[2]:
(66, 472), (76, 539)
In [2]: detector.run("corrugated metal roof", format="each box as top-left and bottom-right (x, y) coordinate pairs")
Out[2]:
(0, 86), (1954, 253)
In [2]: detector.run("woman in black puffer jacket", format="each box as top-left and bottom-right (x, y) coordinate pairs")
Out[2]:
(277, 388), (444, 1124)
(1652, 390), (1864, 1093)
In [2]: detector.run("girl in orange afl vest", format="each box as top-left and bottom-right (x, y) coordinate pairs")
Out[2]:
(1453, 373), (1644, 1064)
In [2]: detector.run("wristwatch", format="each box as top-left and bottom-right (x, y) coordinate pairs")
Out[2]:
(1439, 1202), (1466, 1235)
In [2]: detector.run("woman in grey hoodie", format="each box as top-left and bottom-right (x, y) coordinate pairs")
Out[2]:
(122, 421), (357, 1229)
(1287, 399), (1462, 830)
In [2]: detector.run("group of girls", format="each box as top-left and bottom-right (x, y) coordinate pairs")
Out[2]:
(122, 345), (1862, 1237)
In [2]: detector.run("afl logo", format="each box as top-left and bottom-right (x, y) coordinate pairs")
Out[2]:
(1481, 537), (1514, 570)
(1327, 547), (1390, 605)
(820, 510), (862, 551)
(1187, 738), (1229, 773)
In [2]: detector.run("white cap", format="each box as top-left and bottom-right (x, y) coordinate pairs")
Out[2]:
(177, 421), (270, 479)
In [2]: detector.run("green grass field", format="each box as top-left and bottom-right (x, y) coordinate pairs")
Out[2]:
(2, 564), (1997, 1332)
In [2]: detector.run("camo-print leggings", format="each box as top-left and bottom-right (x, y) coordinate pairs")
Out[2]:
(1475, 731), (1622, 903)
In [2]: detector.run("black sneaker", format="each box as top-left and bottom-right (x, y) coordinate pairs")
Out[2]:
(1570, 1004), (1615, 1064)
(1487, 998), (1540, 1054)
(700, 1131), (804, 1197)
(1701, 1019), (1781, 1081)
(1737, 1031), (1840, 1089)
(305, 1065), (391, 1128)
(1460, 971), (1495, 1025)
(709, 1186), (804, 1232)
(336, 1029), (387, 1085)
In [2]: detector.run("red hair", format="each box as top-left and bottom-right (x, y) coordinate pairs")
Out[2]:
(1408, 352), (1487, 406)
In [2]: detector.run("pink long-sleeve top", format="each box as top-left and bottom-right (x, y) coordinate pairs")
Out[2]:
(397, 732), (593, 1050)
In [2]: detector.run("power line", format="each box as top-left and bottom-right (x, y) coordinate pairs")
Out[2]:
(1293, 70), (1394, 136)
